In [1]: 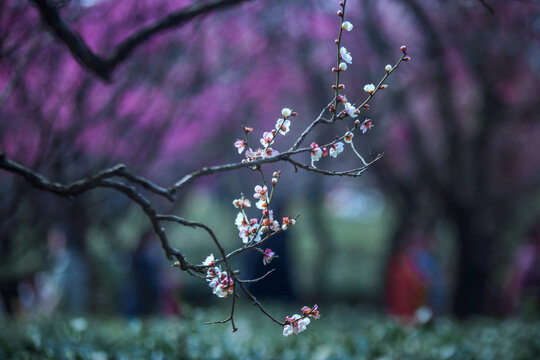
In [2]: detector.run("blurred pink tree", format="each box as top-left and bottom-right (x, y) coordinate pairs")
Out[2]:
(1, 0), (539, 321)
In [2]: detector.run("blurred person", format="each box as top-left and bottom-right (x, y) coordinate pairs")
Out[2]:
(35, 224), (90, 314)
(120, 229), (182, 316)
(503, 224), (540, 314)
(385, 227), (447, 321)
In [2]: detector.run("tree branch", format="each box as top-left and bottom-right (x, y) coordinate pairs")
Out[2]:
(31, 0), (252, 81)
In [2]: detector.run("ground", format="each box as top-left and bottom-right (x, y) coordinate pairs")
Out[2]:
(1, 304), (539, 359)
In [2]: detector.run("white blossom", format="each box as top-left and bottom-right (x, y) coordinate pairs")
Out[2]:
(340, 47), (352, 64)
(275, 118), (291, 135)
(202, 254), (215, 266)
(329, 142), (344, 158)
(260, 131), (274, 148)
(341, 21), (353, 32)
(344, 102), (357, 118)
(364, 83), (376, 93)
(281, 108), (292, 118)
(283, 314), (310, 336)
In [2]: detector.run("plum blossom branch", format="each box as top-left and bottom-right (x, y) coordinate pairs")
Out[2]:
(0, 0), (409, 335)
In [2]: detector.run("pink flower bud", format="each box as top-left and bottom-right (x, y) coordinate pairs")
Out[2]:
(401, 45), (407, 53)
(404, 56), (411, 61)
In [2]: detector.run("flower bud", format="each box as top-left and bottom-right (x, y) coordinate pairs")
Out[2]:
(332, 67), (338, 72)
(332, 85), (337, 89)
(380, 84), (388, 89)
(272, 171), (280, 178)
(338, 62), (347, 71)
(404, 56), (411, 61)
(363, 104), (370, 110)
(291, 111), (297, 117)
(335, 39), (339, 44)
(329, 105), (335, 112)
(363, 83), (376, 94)
(341, 21), (353, 32)
(400, 45), (407, 54)
(338, 84), (345, 90)
(271, 129), (277, 135)
(337, 10), (343, 16)
(385, 64), (393, 73)
(272, 178), (278, 185)
(354, 119), (361, 126)
(281, 108), (292, 117)
(243, 126), (253, 133)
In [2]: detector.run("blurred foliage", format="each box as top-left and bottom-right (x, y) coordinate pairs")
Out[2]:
(1, 305), (539, 359)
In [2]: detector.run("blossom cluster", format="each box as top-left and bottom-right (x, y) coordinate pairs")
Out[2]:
(202, 254), (234, 298)
(210, 0), (409, 335)
(232, 108), (297, 262)
(234, 107), (296, 163)
(283, 305), (321, 336)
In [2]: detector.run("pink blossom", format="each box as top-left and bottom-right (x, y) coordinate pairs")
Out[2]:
(263, 248), (276, 265)
(260, 131), (274, 148)
(281, 216), (296, 230)
(234, 139), (246, 154)
(283, 314), (310, 336)
(254, 185), (268, 199)
(264, 147), (279, 157)
(232, 197), (251, 208)
(275, 118), (291, 135)
(310, 142), (323, 162)
(301, 304), (321, 319)
(360, 119), (373, 134)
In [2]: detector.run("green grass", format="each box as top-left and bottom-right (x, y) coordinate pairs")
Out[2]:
(1, 304), (539, 359)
